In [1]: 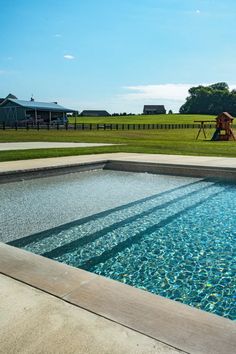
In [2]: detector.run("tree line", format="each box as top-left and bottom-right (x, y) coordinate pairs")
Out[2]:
(180, 82), (236, 115)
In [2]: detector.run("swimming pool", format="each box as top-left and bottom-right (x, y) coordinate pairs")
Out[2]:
(2, 170), (235, 320)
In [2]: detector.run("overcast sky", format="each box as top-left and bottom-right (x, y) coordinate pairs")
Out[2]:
(0, 0), (236, 113)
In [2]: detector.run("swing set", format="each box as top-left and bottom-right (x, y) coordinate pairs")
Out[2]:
(195, 112), (236, 141)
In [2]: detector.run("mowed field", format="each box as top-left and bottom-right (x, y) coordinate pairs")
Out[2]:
(1, 114), (236, 162)
(69, 114), (216, 124)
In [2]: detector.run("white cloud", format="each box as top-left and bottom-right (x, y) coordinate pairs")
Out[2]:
(120, 84), (236, 113)
(123, 84), (236, 102)
(196, 10), (201, 14)
(64, 54), (75, 60)
(54, 34), (62, 38)
(123, 84), (194, 101)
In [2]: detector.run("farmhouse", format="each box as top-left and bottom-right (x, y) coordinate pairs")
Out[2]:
(80, 110), (110, 117)
(0, 94), (77, 125)
(143, 105), (166, 115)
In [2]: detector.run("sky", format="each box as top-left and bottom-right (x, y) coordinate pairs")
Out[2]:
(0, 0), (236, 113)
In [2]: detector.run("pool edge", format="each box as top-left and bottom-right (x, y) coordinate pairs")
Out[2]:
(105, 160), (236, 180)
(0, 242), (235, 354)
(1, 157), (236, 183)
(0, 161), (107, 184)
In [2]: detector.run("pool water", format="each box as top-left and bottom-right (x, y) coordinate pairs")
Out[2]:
(4, 171), (236, 320)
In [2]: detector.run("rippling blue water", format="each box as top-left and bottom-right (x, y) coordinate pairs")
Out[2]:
(8, 172), (236, 320)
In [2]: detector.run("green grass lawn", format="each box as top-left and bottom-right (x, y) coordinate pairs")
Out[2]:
(69, 114), (216, 124)
(1, 125), (236, 162)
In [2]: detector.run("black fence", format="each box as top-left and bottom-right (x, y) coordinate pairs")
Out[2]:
(0, 122), (219, 131)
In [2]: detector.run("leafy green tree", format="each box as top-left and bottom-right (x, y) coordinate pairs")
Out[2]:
(209, 82), (229, 91)
(180, 82), (236, 115)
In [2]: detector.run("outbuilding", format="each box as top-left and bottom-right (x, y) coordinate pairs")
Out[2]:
(143, 105), (166, 115)
(80, 110), (110, 117)
(0, 95), (77, 125)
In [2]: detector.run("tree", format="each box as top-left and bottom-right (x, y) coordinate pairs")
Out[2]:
(209, 82), (229, 91)
(179, 82), (236, 116)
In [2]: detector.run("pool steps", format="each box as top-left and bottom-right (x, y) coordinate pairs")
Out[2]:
(9, 179), (229, 272)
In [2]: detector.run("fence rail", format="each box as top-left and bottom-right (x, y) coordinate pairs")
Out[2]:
(0, 122), (221, 131)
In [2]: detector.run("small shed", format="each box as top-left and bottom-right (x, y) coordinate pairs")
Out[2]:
(0, 96), (77, 125)
(143, 105), (166, 115)
(211, 112), (235, 141)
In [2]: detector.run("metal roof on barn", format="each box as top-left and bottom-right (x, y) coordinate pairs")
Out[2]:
(0, 98), (76, 112)
(81, 110), (110, 115)
(143, 105), (166, 110)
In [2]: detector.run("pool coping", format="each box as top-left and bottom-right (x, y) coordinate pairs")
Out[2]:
(0, 160), (107, 183)
(1, 153), (236, 353)
(0, 243), (235, 354)
(2, 154), (236, 183)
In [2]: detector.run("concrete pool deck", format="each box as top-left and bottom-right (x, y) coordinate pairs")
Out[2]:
(1, 152), (236, 182)
(1, 153), (236, 353)
(1, 152), (236, 173)
(1, 274), (180, 354)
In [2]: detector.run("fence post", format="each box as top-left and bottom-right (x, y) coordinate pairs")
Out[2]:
(26, 122), (29, 130)
(90, 123), (92, 130)
(15, 121), (18, 130)
(47, 123), (50, 130)
(37, 122), (39, 130)
(3, 121), (5, 130)
(65, 122), (68, 130)
(57, 123), (59, 130)
(74, 122), (77, 130)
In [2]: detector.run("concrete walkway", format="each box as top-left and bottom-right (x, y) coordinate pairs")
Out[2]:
(0, 142), (117, 151)
(0, 274), (181, 354)
(1, 152), (236, 173)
